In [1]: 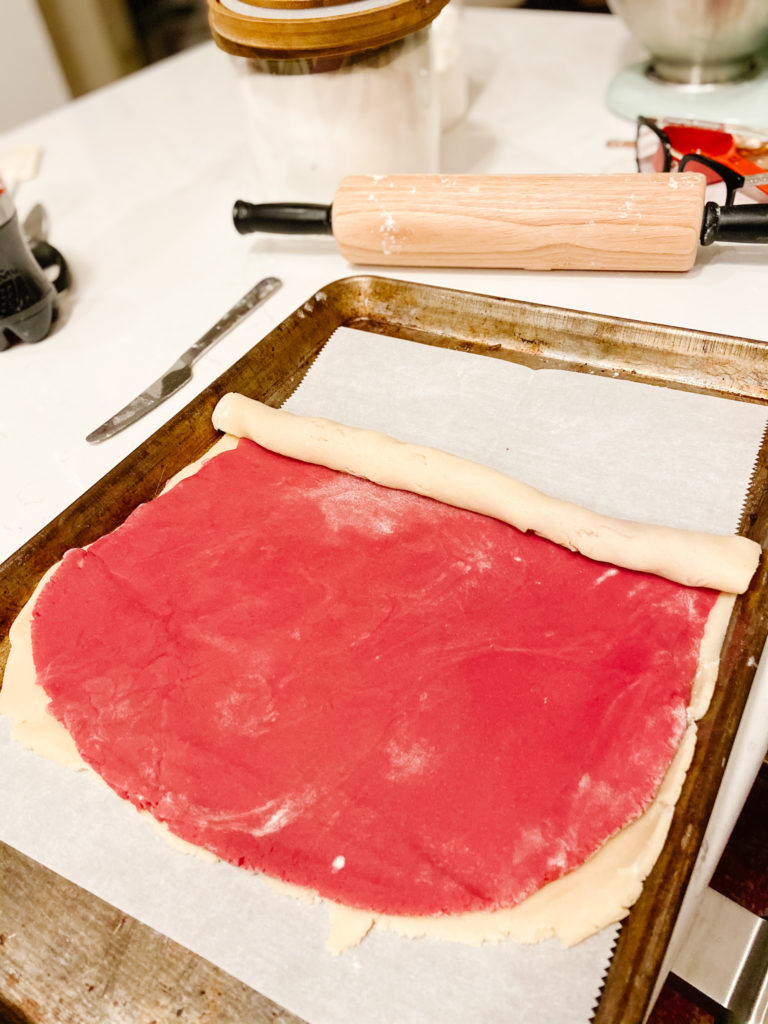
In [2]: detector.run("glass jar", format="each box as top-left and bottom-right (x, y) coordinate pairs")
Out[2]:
(210, 0), (449, 202)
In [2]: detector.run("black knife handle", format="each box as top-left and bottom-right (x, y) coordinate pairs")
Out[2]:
(233, 200), (333, 236)
(700, 201), (768, 246)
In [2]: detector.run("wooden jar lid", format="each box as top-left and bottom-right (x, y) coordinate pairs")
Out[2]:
(207, 0), (450, 59)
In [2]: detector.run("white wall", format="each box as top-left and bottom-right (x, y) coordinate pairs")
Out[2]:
(0, 0), (71, 132)
(36, 0), (144, 100)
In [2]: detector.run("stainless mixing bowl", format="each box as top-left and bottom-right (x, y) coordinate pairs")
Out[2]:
(607, 0), (768, 84)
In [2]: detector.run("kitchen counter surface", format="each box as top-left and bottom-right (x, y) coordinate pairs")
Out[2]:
(1, 7), (765, 558)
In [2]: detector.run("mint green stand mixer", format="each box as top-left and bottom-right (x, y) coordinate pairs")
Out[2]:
(606, 0), (768, 131)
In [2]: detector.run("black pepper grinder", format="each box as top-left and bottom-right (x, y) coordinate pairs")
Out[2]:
(0, 182), (57, 350)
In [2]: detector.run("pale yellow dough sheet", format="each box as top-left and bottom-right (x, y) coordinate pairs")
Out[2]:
(0, 398), (751, 953)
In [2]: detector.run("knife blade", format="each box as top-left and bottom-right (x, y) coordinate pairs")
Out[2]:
(86, 276), (282, 444)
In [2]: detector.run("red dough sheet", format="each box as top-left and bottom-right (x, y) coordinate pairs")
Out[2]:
(31, 439), (718, 917)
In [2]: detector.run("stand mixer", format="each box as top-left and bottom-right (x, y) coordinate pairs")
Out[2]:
(606, 0), (768, 131)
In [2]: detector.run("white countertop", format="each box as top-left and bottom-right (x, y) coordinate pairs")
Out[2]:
(1, 6), (767, 1016)
(1, 8), (765, 558)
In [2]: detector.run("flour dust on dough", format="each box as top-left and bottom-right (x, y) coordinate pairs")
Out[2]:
(0, 396), (750, 952)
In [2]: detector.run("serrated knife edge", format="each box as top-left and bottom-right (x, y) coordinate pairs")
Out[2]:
(85, 276), (282, 444)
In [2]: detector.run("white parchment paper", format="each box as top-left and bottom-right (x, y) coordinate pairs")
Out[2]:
(2, 325), (767, 1024)
(285, 329), (767, 535)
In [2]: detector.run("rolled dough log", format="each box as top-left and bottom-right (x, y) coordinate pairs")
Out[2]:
(212, 394), (761, 595)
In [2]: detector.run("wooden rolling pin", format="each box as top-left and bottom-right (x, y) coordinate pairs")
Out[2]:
(233, 173), (768, 272)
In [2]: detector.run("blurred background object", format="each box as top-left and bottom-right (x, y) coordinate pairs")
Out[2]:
(125, 0), (212, 64)
(0, 0), (71, 131)
(35, 0), (144, 98)
(0, 0), (200, 131)
(606, 0), (768, 130)
(0, 186), (58, 348)
(608, 0), (768, 84)
(0, 0), (608, 133)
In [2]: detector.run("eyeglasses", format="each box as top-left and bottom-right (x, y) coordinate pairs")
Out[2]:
(677, 152), (768, 207)
(636, 117), (768, 205)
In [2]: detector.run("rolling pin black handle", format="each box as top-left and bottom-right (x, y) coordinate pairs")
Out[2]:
(232, 200), (333, 236)
(700, 201), (768, 246)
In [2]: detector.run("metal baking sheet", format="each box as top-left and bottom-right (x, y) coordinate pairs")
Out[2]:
(2, 275), (768, 1023)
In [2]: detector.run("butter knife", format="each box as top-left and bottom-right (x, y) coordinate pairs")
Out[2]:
(86, 276), (282, 444)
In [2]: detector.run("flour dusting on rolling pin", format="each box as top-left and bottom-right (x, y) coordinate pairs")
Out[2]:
(233, 172), (768, 271)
